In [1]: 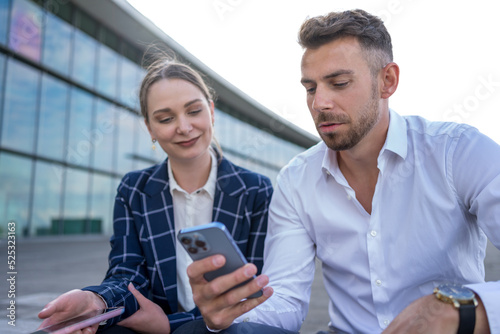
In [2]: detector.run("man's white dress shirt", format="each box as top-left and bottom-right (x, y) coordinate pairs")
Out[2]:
(236, 110), (500, 333)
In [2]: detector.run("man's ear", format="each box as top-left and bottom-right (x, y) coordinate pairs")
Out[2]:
(380, 62), (399, 99)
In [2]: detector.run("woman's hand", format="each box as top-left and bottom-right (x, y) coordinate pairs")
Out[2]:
(117, 283), (171, 334)
(38, 289), (106, 334)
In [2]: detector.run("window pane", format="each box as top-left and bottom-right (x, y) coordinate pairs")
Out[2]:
(93, 99), (117, 172)
(116, 109), (137, 175)
(71, 30), (96, 89)
(0, 53), (5, 112)
(119, 57), (140, 108)
(0, 0), (10, 46)
(90, 173), (114, 235)
(37, 75), (68, 160)
(60, 168), (91, 234)
(136, 118), (166, 170)
(0, 152), (32, 236)
(1, 58), (39, 154)
(96, 44), (118, 98)
(9, 0), (42, 62)
(31, 160), (63, 236)
(66, 88), (93, 167)
(42, 13), (72, 76)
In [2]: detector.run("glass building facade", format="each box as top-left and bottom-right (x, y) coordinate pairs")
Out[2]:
(0, 0), (316, 238)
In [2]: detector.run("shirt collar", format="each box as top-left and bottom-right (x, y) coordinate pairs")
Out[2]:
(168, 148), (218, 198)
(321, 109), (408, 178)
(382, 109), (407, 160)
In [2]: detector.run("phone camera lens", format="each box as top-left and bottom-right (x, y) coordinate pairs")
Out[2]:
(188, 247), (198, 254)
(181, 237), (192, 245)
(195, 240), (206, 248)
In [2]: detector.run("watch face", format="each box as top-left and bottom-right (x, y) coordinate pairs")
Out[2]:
(437, 284), (475, 301)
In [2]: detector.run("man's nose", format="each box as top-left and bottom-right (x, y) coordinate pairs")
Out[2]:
(312, 87), (334, 112)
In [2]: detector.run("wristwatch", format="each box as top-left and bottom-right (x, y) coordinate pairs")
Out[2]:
(433, 283), (478, 334)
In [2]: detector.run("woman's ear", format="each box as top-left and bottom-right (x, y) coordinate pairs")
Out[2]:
(380, 62), (399, 99)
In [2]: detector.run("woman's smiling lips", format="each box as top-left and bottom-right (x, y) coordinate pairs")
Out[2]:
(176, 136), (199, 147)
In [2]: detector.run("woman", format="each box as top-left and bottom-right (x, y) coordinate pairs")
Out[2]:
(38, 58), (273, 333)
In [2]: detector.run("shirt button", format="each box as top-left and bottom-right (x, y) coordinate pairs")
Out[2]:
(370, 230), (377, 237)
(243, 317), (250, 322)
(383, 320), (390, 326)
(375, 280), (382, 286)
(347, 194), (352, 200)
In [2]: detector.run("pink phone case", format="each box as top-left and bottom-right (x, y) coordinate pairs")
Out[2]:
(33, 307), (125, 334)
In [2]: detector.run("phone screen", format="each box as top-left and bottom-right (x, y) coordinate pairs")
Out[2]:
(32, 307), (125, 334)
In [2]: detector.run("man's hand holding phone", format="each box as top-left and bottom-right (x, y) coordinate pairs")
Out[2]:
(179, 223), (273, 330)
(186, 252), (273, 330)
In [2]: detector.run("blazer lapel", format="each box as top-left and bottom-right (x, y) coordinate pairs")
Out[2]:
(142, 159), (179, 313)
(212, 158), (247, 239)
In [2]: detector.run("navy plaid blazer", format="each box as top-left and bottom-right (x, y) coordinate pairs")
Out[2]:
(83, 157), (273, 331)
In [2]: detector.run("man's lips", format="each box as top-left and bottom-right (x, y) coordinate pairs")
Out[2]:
(318, 122), (343, 132)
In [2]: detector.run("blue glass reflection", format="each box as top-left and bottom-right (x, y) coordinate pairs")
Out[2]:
(66, 88), (93, 167)
(0, 0), (10, 46)
(0, 152), (33, 236)
(116, 109), (137, 175)
(42, 12), (72, 76)
(1, 58), (39, 154)
(90, 173), (114, 235)
(61, 167), (90, 234)
(71, 30), (96, 89)
(0, 53), (5, 114)
(97, 45), (118, 98)
(37, 75), (68, 161)
(135, 117), (166, 170)
(31, 160), (63, 235)
(9, 0), (42, 62)
(119, 57), (140, 108)
(93, 99), (117, 172)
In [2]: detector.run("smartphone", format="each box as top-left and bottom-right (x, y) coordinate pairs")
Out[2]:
(177, 222), (263, 298)
(32, 307), (125, 334)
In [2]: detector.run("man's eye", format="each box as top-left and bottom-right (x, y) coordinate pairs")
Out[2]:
(306, 87), (316, 94)
(333, 82), (349, 88)
(188, 109), (202, 115)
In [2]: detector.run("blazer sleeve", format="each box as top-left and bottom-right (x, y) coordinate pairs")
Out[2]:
(82, 174), (150, 328)
(245, 174), (273, 274)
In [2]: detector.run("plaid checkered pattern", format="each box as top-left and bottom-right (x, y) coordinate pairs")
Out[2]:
(83, 157), (273, 331)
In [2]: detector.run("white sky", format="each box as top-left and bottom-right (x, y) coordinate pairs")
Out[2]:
(127, 0), (500, 144)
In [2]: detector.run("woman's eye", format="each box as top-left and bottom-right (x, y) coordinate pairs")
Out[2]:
(159, 117), (173, 124)
(188, 109), (202, 115)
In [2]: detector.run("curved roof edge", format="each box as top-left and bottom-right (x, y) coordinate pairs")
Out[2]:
(70, 0), (319, 149)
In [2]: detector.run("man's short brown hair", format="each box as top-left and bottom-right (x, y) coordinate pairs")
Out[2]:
(298, 9), (393, 75)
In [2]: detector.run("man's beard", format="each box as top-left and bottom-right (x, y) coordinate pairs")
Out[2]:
(317, 84), (380, 151)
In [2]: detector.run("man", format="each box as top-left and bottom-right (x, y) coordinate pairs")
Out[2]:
(183, 9), (499, 333)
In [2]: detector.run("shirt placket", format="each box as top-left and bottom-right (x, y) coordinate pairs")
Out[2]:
(367, 162), (393, 330)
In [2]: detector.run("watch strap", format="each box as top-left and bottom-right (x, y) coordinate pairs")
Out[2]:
(458, 303), (476, 334)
